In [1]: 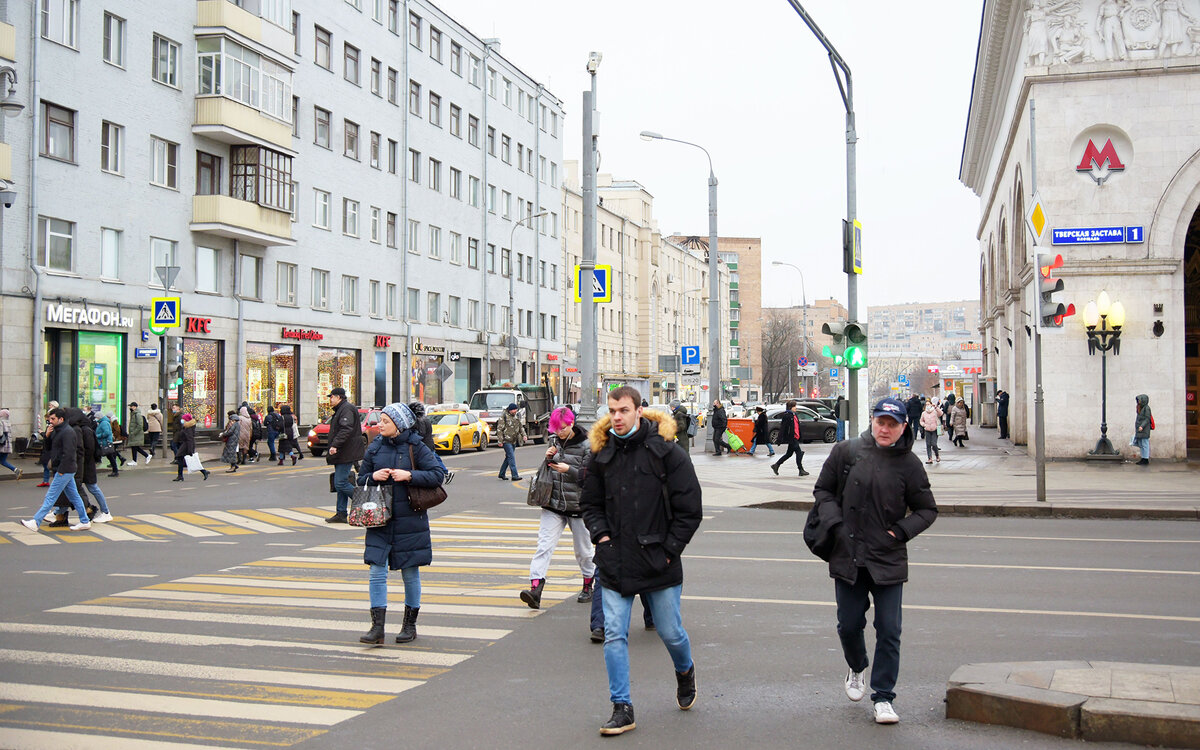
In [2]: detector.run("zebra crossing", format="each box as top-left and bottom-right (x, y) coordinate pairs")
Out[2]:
(0, 511), (591, 748)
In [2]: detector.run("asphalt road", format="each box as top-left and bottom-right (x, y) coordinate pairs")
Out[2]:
(1, 444), (1197, 749)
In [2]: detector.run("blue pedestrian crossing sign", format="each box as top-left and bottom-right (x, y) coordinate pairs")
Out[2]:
(151, 297), (181, 329)
(681, 346), (700, 366)
(573, 264), (613, 303)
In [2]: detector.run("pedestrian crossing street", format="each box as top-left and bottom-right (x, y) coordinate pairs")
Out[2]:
(0, 511), (594, 748)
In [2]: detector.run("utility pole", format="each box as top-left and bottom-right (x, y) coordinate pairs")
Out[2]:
(1030, 99), (1047, 502)
(579, 52), (601, 426)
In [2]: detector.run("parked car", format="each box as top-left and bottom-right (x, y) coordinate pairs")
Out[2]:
(307, 407), (383, 457)
(796, 399), (837, 420)
(429, 410), (488, 454)
(764, 406), (837, 444)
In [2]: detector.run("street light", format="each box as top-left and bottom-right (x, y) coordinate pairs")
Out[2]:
(0, 66), (24, 117)
(509, 210), (549, 381)
(579, 52), (601, 427)
(1082, 291), (1125, 459)
(772, 261), (809, 398)
(639, 130), (720, 434)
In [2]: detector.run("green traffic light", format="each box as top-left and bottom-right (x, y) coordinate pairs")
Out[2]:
(822, 345), (832, 357)
(845, 346), (867, 369)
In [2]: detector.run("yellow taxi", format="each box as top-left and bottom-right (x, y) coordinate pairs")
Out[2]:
(429, 410), (488, 454)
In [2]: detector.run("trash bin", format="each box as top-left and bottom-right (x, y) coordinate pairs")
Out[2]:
(725, 418), (755, 454)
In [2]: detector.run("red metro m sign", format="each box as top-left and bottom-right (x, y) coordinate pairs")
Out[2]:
(1076, 138), (1125, 186)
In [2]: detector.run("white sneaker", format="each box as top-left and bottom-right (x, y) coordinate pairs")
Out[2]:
(845, 669), (867, 702)
(93, 512), (114, 524)
(145, 456), (152, 464)
(20, 519), (38, 532)
(873, 701), (899, 724)
(69, 521), (93, 531)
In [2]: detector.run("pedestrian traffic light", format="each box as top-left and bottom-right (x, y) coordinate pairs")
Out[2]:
(843, 321), (868, 369)
(821, 321), (847, 366)
(1038, 253), (1076, 327)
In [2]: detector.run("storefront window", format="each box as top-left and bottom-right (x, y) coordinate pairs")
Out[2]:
(181, 338), (222, 428)
(76, 331), (124, 418)
(317, 347), (359, 419)
(245, 342), (298, 415)
(411, 356), (443, 405)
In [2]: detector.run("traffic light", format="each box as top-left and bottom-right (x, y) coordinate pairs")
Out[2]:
(167, 337), (184, 387)
(1038, 253), (1076, 327)
(843, 321), (868, 369)
(821, 321), (847, 366)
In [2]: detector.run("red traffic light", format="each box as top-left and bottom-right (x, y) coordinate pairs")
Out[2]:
(1039, 254), (1064, 278)
(1053, 302), (1076, 325)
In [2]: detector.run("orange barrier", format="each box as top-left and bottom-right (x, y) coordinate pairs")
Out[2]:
(725, 418), (755, 453)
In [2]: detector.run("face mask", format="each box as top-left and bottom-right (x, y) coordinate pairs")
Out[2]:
(610, 420), (639, 439)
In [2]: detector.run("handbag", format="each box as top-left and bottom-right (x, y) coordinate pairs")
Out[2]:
(686, 418), (697, 437)
(348, 481), (393, 527)
(526, 463), (554, 507)
(406, 445), (447, 513)
(329, 469), (356, 493)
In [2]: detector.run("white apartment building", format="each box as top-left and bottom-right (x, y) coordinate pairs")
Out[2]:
(0, 0), (563, 435)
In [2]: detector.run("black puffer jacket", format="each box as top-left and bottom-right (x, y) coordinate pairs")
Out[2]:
(540, 425), (590, 517)
(67, 408), (98, 485)
(47, 417), (78, 474)
(581, 410), (703, 596)
(710, 405), (727, 436)
(812, 427), (938, 586)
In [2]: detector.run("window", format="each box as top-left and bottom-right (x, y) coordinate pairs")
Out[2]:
(502, 247), (511, 277)
(428, 92), (441, 126)
(230, 146), (292, 211)
(487, 184), (496, 213)
(551, 315), (558, 341)
(343, 43), (359, 85)
(428, 226), (441, 258)
(150, 137), (178, 188)
(41, 102), (74, 162)
(428, 158), (441, 191)
(503, 78), (512, 107)
(467, 115), (479, 146)
(313, 188), (331, 229)
(388, 139), (398, 173)
(539, 313), (546, 338)
(488, 303), (496, 331)
(468, 238), (479, 269)
(240, 254), (262, 299)
(386, 283), (398, 318)
(291, 96), (299, 136)
(408, 148), (420, 182)
(387, 68), (398, 104)
(550, 263), (558, 289)
(469, 176), (480, 207)
(314, 107), (331, 148)
(539, 260), (546, 287)
(342, 275), (358, 313)
(407, 219), (419, 253)
(149, 237), (176, 285)
(369, 279), (381, 316)
(427, 292), (440, 324)
(37, 217), (73, 271)
(196, 151), (221, 195)
(344, 120), (359, 159)
(502, 190), (511, 219)
(526, 93), (535, 122)
(409, 80), (421, 115)
(449, 167), (461, 199)
(488, 67), (497, 98)
(277, 261), (297, 304)
(407, 288), (419, 320)
(314, 26), (331, 70)
(343, 198), (359, 236)
(345, 0), (361, 9)
(469, 54), (481, 87)
(448, 296), (460, 326)
(312, 269), (330, 309)
(372, 0), (383, 22)
(409, 12), (422, 48)
(525, 148), (533, 174)
(370, 207), (382, 243)
(551, 161), (558, 187)
(370, 131), (380, 168)
(196, 36), (294, 123)
(517, 144), (524, 172)
(429, 27), (442, 61)
(102, 12), (125, 66)
(388, 0), (399, 34)
(468, 299), (479, 329)
(386, 212), (397, 247)
(100, 121), (123, 174)
(370, 58), (381, 95)
(292, 11), (300, 54)
(487, 243), (496, 273)
(450, 232), (462, 264)
(450, 41), (462, 75)
(539, 155), (547, 181)
(516, 252), (523, 281)
(502, 307), (509, 333)
(501, 134), (511, 163)
(195, 246), (219, 293)
(449, 104), (461, 137)
(152, 34), (179, 86)
(41, 0), (78, 47)
(487, 126), (495, 155)
(100, 228), (121, 279)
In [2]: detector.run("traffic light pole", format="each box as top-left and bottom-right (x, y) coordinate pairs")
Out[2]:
(1030, 99), (1047, 503)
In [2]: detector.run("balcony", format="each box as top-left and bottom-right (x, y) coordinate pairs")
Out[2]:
(0, 143), (10, 183)
(0, 22), (14, 61)
(195, 0), (294, 60)
(194, 96), (293, 152)
(191, 194), (294, 246)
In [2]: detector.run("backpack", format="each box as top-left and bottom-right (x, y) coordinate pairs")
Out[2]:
(252, 418), (264, 441)
(141, 415), (149, 432)
(804, 438), (866, 561)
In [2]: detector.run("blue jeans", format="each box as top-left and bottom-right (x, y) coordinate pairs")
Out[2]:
(591, 582), (653, 631)
(333, 462), (355, 515)
(749, 438), (774, 456)
(32, 472), (90, 526)
(266, 428), (278, 458)
(835, 567), (904, 703)
(82, 483), (110, 514)
(1135, 437), (1150, 460)
(499, 442), (519, 479)
(601, 584), (692, 705)
(836, 419), (846, 441)
(369, 564), (421, 609)
(0, 454), (16, 472)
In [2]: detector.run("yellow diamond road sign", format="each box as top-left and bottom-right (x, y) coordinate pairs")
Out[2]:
(1026, 191), (1048, 245)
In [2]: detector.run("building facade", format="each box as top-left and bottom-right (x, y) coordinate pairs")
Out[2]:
(0, 0), (564, 435)
(962, 0), (1200, 459)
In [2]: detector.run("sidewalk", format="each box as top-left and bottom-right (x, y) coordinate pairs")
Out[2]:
(686, 425), (1200, 520)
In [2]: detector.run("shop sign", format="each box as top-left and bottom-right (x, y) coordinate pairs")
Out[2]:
(960, 342), (981, 351)
(546, 353), (558, 361)
(412, 337), (445, 356)
(566, 367), (579, 373)
(282, 327), (324, 341)
(374, 335), (391, 348)
(45, 304), (134, 328)
(185, 317), (212, 333)
(448, 351), (461, 362)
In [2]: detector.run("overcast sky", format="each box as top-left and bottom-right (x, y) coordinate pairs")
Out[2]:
(440, 0), (984, 310)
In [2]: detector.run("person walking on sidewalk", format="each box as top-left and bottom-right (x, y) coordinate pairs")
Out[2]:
(919, 399), (943, 464)
(671, 400), (692, 454)
(811, 396), (938, 725)
(326, 387), (364, 523)
(264, 405), (281, 461)
(520, 406), (596, 610)
(145, 403), (164, 458)
(220, 410), (242, 473)
(276, 404), (302, 465)
(772, 401), (809, 477)
(21, 408), (94, 532)
(36, 402), (59, 486)
(357, 402), (446, 646)
(750, 406), (775, 457)
(496, 403), (526, 480)
(126, 403), (151, 466)
(1133, 394), (1153, 466)
(996, 389), (1010, 440)
(950, 400), (970, 448)
(905, 394), (923, 438)
(67, 407), (113, 524)
(581, 386), (703, 736)
(95, 414), (124, 477)
(173, 413), (209, 482)
(237, 405), (253, 465)
(709, 400), (730, 456)
(0, 409), (21, 480)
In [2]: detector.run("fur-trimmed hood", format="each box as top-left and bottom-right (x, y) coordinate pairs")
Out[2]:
(588, 409), (677, 453)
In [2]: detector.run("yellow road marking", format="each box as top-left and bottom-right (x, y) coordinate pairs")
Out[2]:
(163, 512), (254, 535)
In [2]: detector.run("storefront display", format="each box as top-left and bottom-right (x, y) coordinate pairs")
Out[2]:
(317, 347), (359, 419)
(180, 338), (222, 426)
(43, 329), (126, 418)
(245, 342), (298, 415)
(411, 338), (445, 405)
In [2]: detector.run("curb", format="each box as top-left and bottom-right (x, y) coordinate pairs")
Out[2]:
(746, 500), (1200, 521)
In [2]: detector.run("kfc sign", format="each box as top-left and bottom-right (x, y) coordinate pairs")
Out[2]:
(375, 335), (391, 348)
(185, 317), (212, 334)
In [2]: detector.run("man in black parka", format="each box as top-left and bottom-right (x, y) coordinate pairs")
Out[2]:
(811, 396), (937, 726)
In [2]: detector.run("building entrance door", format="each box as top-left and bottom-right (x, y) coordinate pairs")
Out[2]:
(1185, 211), (1200, 457)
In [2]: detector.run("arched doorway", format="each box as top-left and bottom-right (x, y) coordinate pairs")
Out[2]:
(1185, 208), (1200, 457)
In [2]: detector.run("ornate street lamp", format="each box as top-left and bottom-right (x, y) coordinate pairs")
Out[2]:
(1083, 291), (1125, 458)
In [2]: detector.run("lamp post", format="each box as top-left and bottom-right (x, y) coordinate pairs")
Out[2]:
(509, 210), (549, 382)
(1083, 291), (1125, 459)
(640, 130), (720, 435)
(772, 261), (808, 398)
(579, 52), (602, 427)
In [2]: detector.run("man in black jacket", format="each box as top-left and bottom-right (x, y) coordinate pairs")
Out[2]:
(709, 400), (729, 456)
(750, 406), (775, 457)
(326, 387), (365, 523)
(771, 401), (808, 476)
(22, 408), (93, 531)
(811, 397), (938, 725)
(582, 386), (703, 736)
(905, 394), (923, 438)
(996, 389), (1010, 439)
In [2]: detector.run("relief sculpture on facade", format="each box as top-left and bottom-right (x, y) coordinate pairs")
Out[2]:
(1028, 0), (1200, 68)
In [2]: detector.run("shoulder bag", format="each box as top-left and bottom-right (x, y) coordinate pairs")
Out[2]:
(407, 445), (447, 513)
(349, 479), (392, 527)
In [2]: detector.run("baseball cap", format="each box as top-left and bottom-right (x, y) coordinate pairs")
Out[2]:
(329, 387), (347, 398)
(872, 397), (907, 424)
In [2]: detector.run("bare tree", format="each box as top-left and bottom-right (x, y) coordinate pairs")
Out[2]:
(761, 311), (825, 401)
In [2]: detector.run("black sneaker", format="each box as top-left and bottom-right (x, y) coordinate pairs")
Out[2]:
(599, 703), (635, 736)
(325, 513), (348, 524)
(676, 664), (697, 710)
(590, 627), (605, 643)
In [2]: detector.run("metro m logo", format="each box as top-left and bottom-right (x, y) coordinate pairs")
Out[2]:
(1076, 138), (1125, 185)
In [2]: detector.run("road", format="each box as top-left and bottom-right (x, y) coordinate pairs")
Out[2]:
(1, 443), (1197, 748)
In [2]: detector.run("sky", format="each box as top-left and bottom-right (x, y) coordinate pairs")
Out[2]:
(438, 0), (985, 310)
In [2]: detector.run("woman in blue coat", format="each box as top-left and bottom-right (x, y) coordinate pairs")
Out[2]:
(358, 402), (446, 645)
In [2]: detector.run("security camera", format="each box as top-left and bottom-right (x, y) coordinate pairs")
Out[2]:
(0, 190), (15, 208)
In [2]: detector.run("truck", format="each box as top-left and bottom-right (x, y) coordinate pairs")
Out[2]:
(467, 383), (555, 445)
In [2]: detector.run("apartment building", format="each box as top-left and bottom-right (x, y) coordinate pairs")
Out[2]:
(866, 300), (981, 359)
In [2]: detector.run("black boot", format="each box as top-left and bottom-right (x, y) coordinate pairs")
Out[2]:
(1137, 458), (1149, 466)
(577, 577), (594, 603)
(520, 578), (545, 609)
(395, 605), (419, 643)
(47, 513), (69, 528)
(360, 607), (386, 644)
(600, 703), (636, 736)
(676, 664), (697, 710)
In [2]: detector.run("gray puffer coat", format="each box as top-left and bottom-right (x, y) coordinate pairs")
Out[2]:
(539, 425), (590, 517)
(220, 416), (241, 464)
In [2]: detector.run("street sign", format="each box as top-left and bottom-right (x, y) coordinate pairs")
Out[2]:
(830, 367), (839, 378)
(155, 265), (181, 290)
(800, 364), (817, 376)
(1026, 191), (1047, 244)
(573, 264), (613, 303)
(435, 363), (454, 381)
(681, 373), (701, 386)
(681, 346), (700, 366)
(448, 351), (461, 362)
(1051, 226), (1126, 245)
(1125, 225), (1144, 243)
(898, 374), (909, 386)
(151, 297), (181, 328)
(134, 347), (158, 359)
(798, 356), (808, 367)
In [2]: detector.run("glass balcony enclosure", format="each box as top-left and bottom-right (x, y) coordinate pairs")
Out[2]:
(198, 36), (292, 124)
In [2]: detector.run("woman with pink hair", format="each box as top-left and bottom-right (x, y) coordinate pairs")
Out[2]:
(519, 406), (596, 611)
